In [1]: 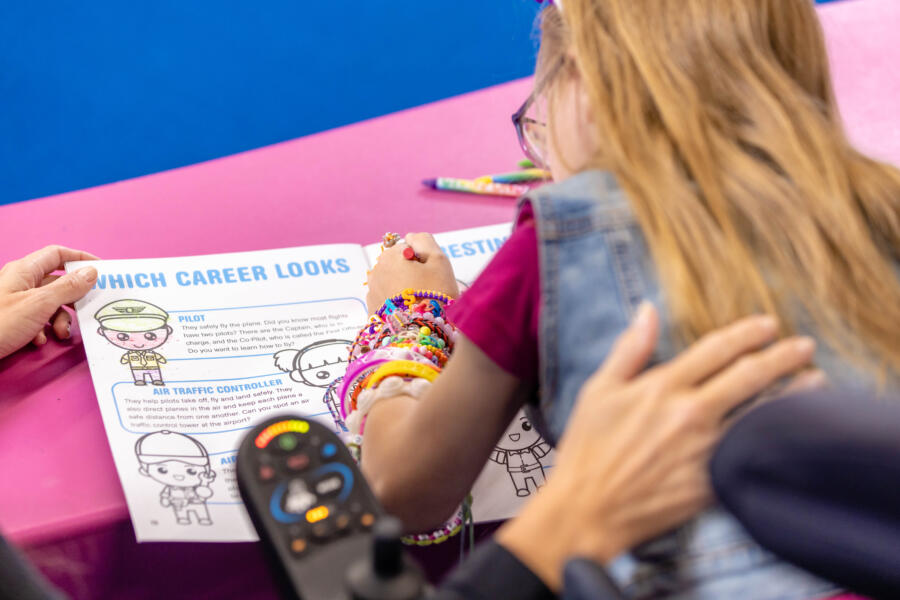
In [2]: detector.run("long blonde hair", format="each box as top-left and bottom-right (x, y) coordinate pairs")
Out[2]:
(538, 0), (900, 379)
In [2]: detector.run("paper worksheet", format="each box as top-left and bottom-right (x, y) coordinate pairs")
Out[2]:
(69, 223), (554, 542)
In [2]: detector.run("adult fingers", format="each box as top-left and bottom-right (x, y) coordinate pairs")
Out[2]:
(33, 267), (98, 311)
(779, 369), (829, 396)
(51, 307), (73, 340)
(39, 274), (85, 311)
(660, 315), (779, 387)
(594, 302), (660, 383)
(722, 368), (830, 424)
(698, 336), (816, 423)
(32, 330), (48, 347)
(0, 246), (99, 292)
(403, 233), (444, 262)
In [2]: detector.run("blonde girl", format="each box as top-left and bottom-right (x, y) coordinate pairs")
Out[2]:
(361, 0), (900, 597)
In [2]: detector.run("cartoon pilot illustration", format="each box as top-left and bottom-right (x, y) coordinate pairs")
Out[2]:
(95, 299), (172, 386)
(489, 413), (551, 497)
(274, 339), (352, 431)
(135, 430), (216, 526)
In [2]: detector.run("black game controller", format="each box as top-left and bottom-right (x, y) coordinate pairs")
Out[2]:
(237, 415), (427, 600)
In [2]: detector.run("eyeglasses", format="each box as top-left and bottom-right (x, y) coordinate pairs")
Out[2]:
(512, 58), (565, 169)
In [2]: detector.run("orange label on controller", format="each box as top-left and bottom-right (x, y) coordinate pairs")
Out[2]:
(306, 505), (329, 523)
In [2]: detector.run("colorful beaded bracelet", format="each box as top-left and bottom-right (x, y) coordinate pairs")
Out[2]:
(346, 376), (432, 436)
(336, 358), (390, 419)
(365, 360), (440, 390)
(343, 355), (441, 416)
(403, 514), (464, 547)
(389, 343), (449, 367)
(351, 312), (456, 361)
(376, 289), (455, 318)
(341, 350), (439, 417)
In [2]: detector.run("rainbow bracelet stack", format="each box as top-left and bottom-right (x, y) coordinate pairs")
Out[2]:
(341, 289), (459, 436)
(340, 288), (466, 546)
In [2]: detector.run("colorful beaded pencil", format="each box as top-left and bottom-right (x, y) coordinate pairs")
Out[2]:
(422, 177), (530, 198)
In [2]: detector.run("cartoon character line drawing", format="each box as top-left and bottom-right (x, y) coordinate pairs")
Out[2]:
(95, 299), (172, 386)
(274, 339), (352, 431)
(135, 430), (216, 526)
(489, 413), (551, 497)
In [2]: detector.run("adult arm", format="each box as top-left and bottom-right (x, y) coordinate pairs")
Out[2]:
(495, 306), (817, 591)
(711, 389), (900, 600)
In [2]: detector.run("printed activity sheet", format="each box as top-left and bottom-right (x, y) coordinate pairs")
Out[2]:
(70, 223), (554, 541)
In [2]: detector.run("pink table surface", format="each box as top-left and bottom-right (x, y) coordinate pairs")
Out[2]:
(0, 77), (530, 546)
(0, 0), (897, 570)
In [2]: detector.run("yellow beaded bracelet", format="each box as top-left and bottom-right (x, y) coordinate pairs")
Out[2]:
(365, 360), (440, 390)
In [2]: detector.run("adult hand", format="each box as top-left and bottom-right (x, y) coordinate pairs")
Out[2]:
(366, 233), (460, 314)
(0, 246), (98, 360)
(496, 304), (818, 591)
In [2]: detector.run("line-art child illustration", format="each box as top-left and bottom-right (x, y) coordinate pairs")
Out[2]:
(274, 339), (353, 431)
(489, 413), (551, 497)
(95, 299), (172, 386)
(135, 430), (216, 526)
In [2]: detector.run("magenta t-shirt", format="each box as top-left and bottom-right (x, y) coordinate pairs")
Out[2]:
(446, 204), (541, 381)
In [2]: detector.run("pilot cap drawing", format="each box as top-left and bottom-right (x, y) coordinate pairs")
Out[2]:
(274, 339), (351, 388)
(95, 299), (169, 332)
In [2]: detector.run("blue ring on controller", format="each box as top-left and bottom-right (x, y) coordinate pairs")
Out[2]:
(269, 482), (303, 524)
(312, 463), (354, 502)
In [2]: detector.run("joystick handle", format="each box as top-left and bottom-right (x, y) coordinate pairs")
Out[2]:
(373, 518), (404, 578)
(346, 516), (428, 600)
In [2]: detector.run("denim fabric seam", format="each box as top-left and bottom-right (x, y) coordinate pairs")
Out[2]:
(519, 196), (561, 445)
(606, 226), (646, 317)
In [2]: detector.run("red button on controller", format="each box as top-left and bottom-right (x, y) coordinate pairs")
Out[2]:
(286, 453), (310, 471)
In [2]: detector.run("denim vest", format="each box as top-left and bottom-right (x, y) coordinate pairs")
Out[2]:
(524, 170), (850, 599)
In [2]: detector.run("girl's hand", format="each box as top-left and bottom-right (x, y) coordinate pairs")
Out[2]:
(0, 246), (99, 360)
(497, 304), (818, 591)
(366, 233), (460, 314)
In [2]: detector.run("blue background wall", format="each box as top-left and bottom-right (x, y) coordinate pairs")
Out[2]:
(0, 0), (847, 205)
